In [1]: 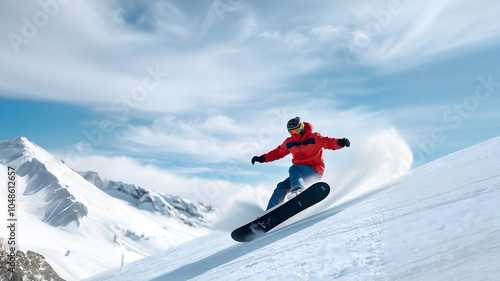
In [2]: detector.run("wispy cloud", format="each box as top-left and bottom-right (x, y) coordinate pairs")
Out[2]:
(3, 0), (500, 109)
(340, 0), (500, 71)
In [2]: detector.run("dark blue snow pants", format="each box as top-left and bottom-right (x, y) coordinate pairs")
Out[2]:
(266, 164), (320, 210)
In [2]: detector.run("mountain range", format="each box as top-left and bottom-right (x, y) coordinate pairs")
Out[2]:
(0, 137), (216, 280)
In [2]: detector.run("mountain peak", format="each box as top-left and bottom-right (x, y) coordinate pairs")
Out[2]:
(1, 137), (93, 228)
(0, 137), (58, 168)
(1, 136), (36, 150)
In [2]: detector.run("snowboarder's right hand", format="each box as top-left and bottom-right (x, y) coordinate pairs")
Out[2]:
(251, 156), (266, 165)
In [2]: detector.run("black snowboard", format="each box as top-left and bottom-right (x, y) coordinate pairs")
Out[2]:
(231, 182), (330, 242)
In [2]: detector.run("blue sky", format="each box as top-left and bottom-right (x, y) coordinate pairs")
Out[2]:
(1, 0), (500, 203)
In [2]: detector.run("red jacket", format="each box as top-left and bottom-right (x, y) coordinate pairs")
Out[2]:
(262, 122), (343, 177)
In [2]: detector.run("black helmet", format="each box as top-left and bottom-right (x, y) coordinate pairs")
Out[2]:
(287, 117), (304, 135)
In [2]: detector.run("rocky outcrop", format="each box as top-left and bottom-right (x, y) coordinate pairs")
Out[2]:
(0, 238), (64, 281)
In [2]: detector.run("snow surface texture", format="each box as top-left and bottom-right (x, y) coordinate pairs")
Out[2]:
(87, 137), (500, 280)
(0, 137), (215, 280)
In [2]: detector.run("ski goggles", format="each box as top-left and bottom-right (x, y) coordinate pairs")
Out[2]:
(288, 123), (303, 135)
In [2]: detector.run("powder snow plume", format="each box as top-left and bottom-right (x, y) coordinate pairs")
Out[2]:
(322, 127), (413, 208)
(211, 184), (270, 231)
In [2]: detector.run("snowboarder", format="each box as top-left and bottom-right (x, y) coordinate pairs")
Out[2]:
(251, 117), (350, 210)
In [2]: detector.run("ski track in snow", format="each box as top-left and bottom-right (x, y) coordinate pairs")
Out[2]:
(87, 137), (500, 281)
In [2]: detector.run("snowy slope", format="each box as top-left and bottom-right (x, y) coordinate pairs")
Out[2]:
(0, 137), (215, 280)
(86, 137), (500, 280)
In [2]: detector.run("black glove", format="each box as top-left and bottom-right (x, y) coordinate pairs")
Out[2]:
(337, 138), (350, 147)
(251, 156), (266, 165)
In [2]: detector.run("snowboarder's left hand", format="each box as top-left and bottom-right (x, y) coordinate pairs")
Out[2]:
(337, 138), (350, 147)
(251, 156), (266, 165)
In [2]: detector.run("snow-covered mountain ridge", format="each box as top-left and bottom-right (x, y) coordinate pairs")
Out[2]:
(78, 171), (216, 227)
(0, 137), (216, 280)
(87, 136), (500, 280)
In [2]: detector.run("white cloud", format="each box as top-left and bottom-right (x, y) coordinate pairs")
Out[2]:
(116, 108), (293, 164)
